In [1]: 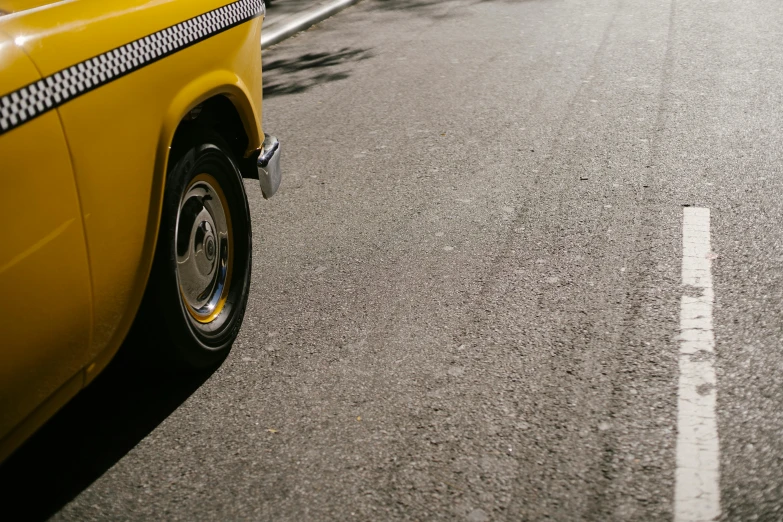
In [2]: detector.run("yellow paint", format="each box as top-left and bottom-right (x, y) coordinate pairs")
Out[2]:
(0, 38), (92, 447)
(0, 1), (74, 18)
(0, 369), (83, 464)
(0, 0), (265, 461)
(0, 218), (74, 275)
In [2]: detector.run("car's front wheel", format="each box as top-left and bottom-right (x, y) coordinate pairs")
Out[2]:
(135, 141), (252, 368)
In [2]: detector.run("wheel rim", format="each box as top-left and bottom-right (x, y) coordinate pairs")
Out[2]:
(175, 173), (233, 324)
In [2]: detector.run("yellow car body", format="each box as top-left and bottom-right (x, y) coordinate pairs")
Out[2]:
(0, 0), (272, 462)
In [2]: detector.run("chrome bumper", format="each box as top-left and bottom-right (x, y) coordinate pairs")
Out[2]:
(257, 134), (281, 199)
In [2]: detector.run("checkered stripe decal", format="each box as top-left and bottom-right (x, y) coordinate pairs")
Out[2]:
(0, 0), (263, 136)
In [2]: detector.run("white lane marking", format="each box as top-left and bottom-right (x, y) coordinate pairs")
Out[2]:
(675, 207), (721, 522)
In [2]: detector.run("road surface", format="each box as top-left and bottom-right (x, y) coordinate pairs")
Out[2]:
(3, 0), (783, 520)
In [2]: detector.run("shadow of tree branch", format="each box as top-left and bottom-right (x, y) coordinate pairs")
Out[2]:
(263, 47), (373, 98)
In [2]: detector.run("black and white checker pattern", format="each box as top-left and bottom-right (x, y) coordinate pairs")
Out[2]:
(0, 0), (263, 136)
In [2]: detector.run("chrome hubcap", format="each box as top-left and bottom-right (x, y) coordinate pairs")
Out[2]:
(175, 176), (231, 322)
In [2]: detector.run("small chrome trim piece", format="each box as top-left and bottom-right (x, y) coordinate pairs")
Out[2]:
(257, 133), (281, 199)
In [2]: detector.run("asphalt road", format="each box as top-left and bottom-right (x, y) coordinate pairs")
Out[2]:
(3, 0), (783, 520)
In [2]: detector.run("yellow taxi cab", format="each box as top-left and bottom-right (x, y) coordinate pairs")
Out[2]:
(0, 0), (280, 462)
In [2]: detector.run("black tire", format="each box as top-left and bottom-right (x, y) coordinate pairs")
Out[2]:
(135, 140), (252, 368)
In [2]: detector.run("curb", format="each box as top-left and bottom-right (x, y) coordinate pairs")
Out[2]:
(261, 0), (364, 49)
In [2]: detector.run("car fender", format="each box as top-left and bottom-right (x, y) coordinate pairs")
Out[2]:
(85, 73), (262, 384)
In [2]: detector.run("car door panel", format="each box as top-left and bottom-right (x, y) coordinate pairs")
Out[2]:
(0, 37), (92, 442)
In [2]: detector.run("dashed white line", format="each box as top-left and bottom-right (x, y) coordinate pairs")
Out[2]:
(675, 207), (721, 522)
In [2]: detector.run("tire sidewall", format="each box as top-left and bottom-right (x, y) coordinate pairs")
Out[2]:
(156, 142), (252, 367)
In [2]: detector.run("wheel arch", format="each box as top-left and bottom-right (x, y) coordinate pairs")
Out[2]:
(86, 72), (262, 383)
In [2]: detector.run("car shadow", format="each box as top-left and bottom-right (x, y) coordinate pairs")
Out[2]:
(263, 47), (373, 98)
(0, 340), (219, 521)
